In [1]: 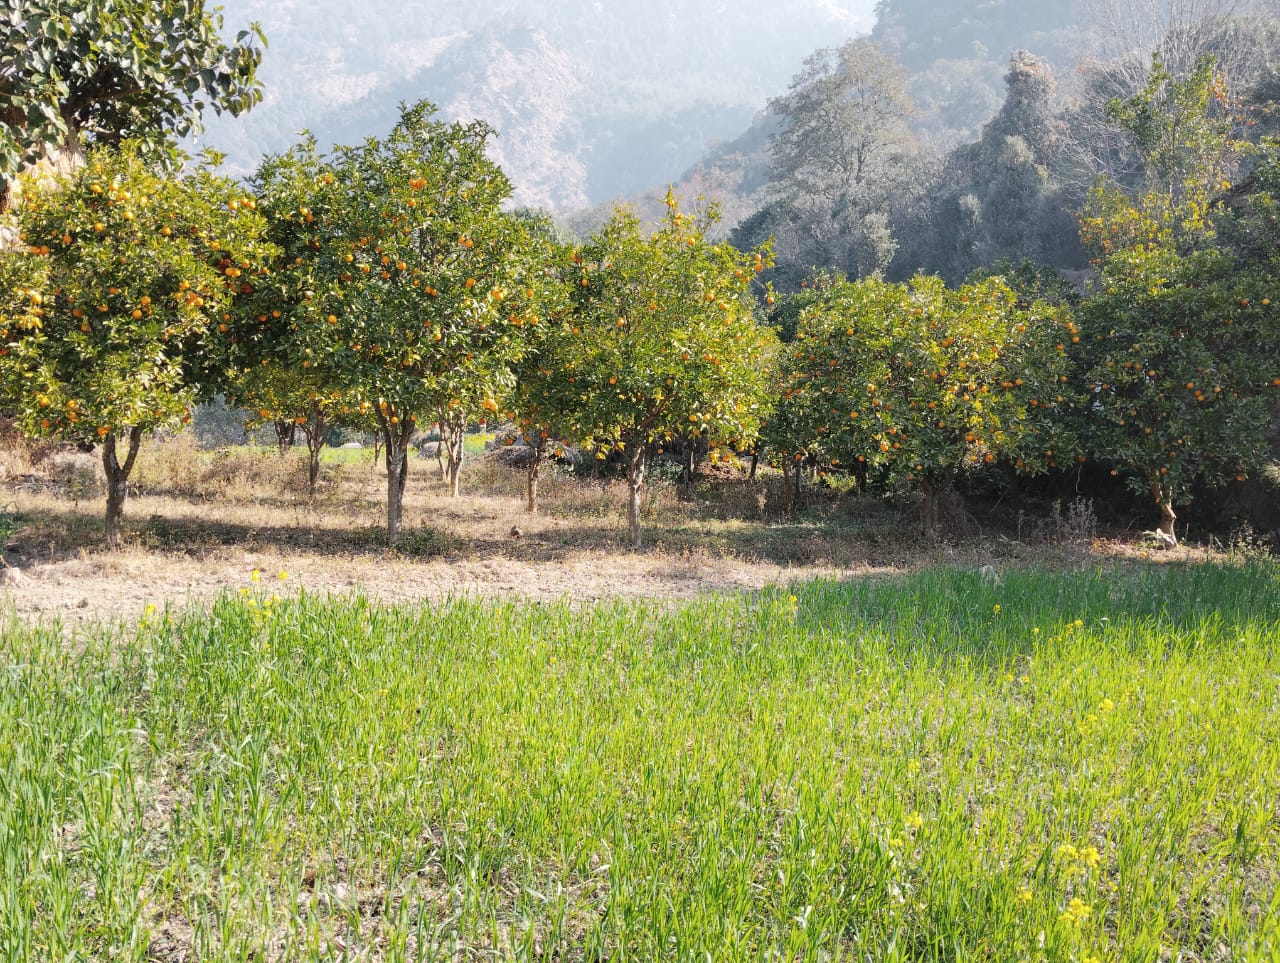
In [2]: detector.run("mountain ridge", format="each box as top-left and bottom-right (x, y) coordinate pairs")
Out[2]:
(197, 1), (877, 210)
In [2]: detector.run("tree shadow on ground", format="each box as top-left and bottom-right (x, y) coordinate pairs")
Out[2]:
(3, 496), (1134, 586)
(2, 459), (1229, 574)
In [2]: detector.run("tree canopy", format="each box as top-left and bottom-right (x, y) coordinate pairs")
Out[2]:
(0, 0), (265, 194)
(0, 145), (270, 544)
(563, 195), (778, 546)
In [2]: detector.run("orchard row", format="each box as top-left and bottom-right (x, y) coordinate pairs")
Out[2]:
(1, 101), (1277, 547)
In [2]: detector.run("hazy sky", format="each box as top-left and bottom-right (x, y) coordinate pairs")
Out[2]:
(209, 0), (878, 112)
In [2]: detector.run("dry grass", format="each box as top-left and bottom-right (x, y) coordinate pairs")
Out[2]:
(0, 434), (1244, 626)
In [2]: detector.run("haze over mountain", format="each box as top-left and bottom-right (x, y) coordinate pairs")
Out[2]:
(198, 1), (877, 211)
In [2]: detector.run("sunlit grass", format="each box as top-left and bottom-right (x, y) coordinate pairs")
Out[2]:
(317, 432), (492, 465)
(2, 562), (1279, 960)
(319, 444), (378, 466)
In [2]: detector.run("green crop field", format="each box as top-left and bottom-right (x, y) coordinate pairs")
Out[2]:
(3, 563), (1279, 961)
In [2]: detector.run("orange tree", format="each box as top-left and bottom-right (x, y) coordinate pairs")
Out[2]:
(0, 0), (264, 202)
(563, 195), (777, 548)
(1075, 58), (1279, 542)
(505, 214), (578, 513)
(758, 269), (847, 507)
(429, 369), (508, 499)
(0, 146), (270, 545)
(508, 356), (576, 514)
(233, 365), (348, 496)
(771, 274), (1074, 531)
(1077, 221), (1279, 541)
(216, 137), (348, 495)
(274, 103), (544, 537)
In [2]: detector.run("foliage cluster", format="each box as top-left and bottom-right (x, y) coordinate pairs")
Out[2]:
(0, 4), (1276, 548)
(0, 99), (780, 546)
(767, 275), (1076, 527)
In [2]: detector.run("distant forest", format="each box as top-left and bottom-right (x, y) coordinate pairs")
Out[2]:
(592, 0), (1279, 290)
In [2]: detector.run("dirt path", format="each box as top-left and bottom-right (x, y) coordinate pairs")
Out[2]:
(1, 544), (866, 627)
(2, 451), (1188, 629)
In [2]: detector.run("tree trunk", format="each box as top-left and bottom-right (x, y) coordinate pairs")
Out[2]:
(854, 459), (868, 494)
(526, 438), (545, 514)
(1001, 462), (1024, 509)
(433, 416), (447, 481)
(380, 415), (413, 541)
(308, 446), (322, 496)
(920, 477), (941, 535)
(781, 454), (795, 517)
(386, 445), (405, 539)
(441, 411), (466, 498)
(748, 445), (760, 482)
(447, 456), (462, 498)
(627, 444), (647, 549)
(302, 410), (326, 497)
(101, 427), (142, 549)
(681, 438), (700, 489)
(1151, 476), (1177, 543)
(273, 420), (296, 455)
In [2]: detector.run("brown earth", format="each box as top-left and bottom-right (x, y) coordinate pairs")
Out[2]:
(0, 439), (1228, 628)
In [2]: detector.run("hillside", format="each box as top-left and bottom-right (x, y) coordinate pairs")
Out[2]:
(196, 0), (876, 210)
(608, 0), (1094, 237)
(872, 0), (1087, 143)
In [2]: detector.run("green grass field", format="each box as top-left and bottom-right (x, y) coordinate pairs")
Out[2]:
(3, 563), (1279, 961)
(319, 433), (495, 466)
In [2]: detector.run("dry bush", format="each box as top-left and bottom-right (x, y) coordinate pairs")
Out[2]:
(696, 478), (769, 521)
(199, 446), (310, 503)
(130, 432), (204, 498)
(493, 444), (536, 469)
(636, 477), (685, 524)
(41, 451), (104, 504)
(462, 452), (526, 499)
(132, 434), (312, 503)
(0, 417), (112, 506)
(0, 418), (34, 480)
(465, 452), (844, 529)
(0, 416), (75, 480)
(544, 474), (628, 520)
(1044, 497), (1099, 544)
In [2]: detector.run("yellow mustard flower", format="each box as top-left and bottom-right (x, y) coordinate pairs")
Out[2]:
(1059, 897), (1092, 924)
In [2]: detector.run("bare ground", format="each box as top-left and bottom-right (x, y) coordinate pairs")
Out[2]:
(0, 441), (1222, 627)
